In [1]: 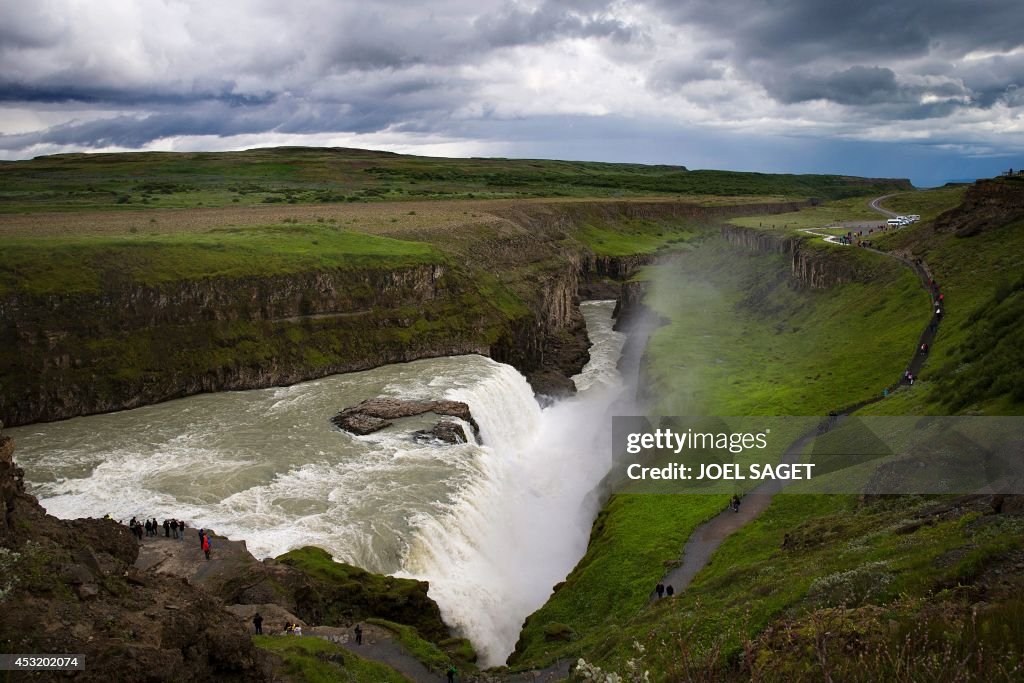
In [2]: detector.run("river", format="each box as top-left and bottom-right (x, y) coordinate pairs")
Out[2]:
(9, 299), (628, 666)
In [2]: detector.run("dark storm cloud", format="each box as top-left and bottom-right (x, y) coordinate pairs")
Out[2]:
(474, 0), (636, 48)
(648, 0), (1024, 64)
(0, 82), (276, 107)
(953, 54), (1024, 107)
(644, 0), (1024, 111)
(647, 60), (725, 92)
(320, 0), (635, 72)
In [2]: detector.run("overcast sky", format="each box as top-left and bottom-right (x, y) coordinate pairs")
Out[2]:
(2, 0), (1022, 186)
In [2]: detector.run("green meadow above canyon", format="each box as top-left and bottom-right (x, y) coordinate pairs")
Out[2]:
(1, 148), (1023, 682)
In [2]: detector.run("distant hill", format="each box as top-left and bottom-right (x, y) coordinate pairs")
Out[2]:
(0, 146), (913, 213)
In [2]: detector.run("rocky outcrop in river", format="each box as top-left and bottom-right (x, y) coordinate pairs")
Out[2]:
(332, 397), (480, 440)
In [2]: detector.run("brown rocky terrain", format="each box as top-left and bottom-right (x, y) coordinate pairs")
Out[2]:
(932, 176), (1024, 237)
(0, 423), (456, 680)
(0, 424), (275, 682)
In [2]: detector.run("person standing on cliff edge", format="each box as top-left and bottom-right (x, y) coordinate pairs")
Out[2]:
(354, 623), (363, 645)
(253, 613), (263, 635)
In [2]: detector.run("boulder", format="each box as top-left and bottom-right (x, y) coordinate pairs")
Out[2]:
(413, 421), (468, 445)
(332, 397), (481, 440)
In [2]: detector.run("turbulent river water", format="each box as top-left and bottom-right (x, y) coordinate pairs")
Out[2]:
(10, 300), (628, 666)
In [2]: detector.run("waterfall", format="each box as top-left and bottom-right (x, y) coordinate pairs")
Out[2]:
(400, 310), (625, 666)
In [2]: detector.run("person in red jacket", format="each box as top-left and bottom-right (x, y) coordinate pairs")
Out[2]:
(202, 533), (211, 561)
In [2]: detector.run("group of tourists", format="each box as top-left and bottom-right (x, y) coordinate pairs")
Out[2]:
(128, 516), (185, 541)
(835, 225), (893, 247)
(655, 583), (675, 598)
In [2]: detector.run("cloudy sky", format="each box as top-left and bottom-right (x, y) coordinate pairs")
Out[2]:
(2, 0), (1022, 186)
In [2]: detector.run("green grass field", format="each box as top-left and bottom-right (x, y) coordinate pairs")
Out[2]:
(254, 634), (408, 683)
(878, 185), (968, 222)
(0, 224), (441, 296)
(0, 147), (911, 213)
(729, 195), (884, 232)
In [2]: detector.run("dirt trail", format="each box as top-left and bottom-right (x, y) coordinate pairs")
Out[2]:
(310, 624), (442, 682)
(652, 427), (822, 598)
(651, 194), (942, 599)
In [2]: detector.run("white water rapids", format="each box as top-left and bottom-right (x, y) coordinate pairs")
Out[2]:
(9, 300), (627, 665)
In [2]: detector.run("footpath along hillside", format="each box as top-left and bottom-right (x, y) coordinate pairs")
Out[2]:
(652, 194), (946, 600)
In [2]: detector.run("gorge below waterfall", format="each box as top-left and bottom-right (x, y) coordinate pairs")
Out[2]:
(10, 299), (629, 666)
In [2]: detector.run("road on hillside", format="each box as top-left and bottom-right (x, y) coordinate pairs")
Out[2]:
(868, 194), (899, 218)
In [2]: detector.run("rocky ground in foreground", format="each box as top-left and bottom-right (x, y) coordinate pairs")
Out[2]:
(0, 423), (461, 682)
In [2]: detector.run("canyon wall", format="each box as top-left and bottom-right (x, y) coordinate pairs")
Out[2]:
(0, 199), (807, 426)
(720, 225), (874, 288)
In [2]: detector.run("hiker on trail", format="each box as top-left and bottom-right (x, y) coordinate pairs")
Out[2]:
(294, 624), (302, 637)
(731, 494), (741, 512)
(908, 373), (915, 385)
(920, 343), (928, 354)
(883, 387), (889, 398)
(285, 623), (294, 635)
(253, 613), (263, 635)
(178, 520), (185, 541)
(656, 583), (665, 599)
(354, 623), (363, 645)
(447, 664), (457, 682)
(666, 585), (674, 597)
(202, 533), (211, 561)
(936, 308), (943, 320)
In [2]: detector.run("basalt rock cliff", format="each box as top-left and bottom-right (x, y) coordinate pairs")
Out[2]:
(720, 225), (874, 288)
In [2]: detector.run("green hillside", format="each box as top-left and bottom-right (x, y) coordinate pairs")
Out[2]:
(0, 146), (911, 213)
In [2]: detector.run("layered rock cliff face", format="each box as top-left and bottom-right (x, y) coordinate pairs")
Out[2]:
(1, 199), (807, 426)
(0, 263), (495, 426)
(720, 225), (872, 288)
(932, 177), (1024, 237)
